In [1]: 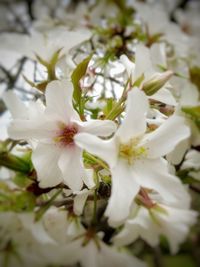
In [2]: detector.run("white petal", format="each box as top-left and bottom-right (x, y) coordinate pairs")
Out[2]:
(99, 241), (147, 267)
(73, 189), (90, 216)
(19, 213), (56, 244)
(45, 80), (79, 123)
(167, 139), (190, 165)
(58, 147), (83, 191)
(105, 160), (140, 226)
(66, 220), (85, 238)
(32, 143), (63, 188)
(83, 169), (96, 189)
(150, 87), (177, 106)
(113, 226), (139, 246)
(43, 207), (69, 244)
(134, 158), (190, 207)
(157, 206), (197, 254)
(75, 133), (118, 168)
(180, 82), (199, 107)
(8, 119), (56, 141)
(150, 43), (167, 69)
(2, 91), (27, 119)
(117, 88), (148, 142)
(144, 115), (190, 158)
(76, 119), (116, 137)
(182, 149), (200, 170)
(120, 54), (135, 79)
(114, 208), (159, 247)
(135, 45), (154, 80)
(80, 240), (99, 267)
(0, 33), (30, 56)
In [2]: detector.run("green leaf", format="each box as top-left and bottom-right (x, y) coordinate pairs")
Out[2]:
(103, 98), (117, 117)
(71, 55), (92, 115)
(182, 106), (200, 130)
(0, 152), (32, 173)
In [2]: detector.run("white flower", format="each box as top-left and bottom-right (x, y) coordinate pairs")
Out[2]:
(5, 80), (116, 190)
(120, 45), (176, 106)
(17, 209), (147, 267)
(0, 212), (73, 267)
(19, 207), (85, 245)
(61, 230), (147, 267)
(0, 28), (90, 63)
(75, 88), (190, 226)
(181, 149), (200, 181)
(3, 90), (44, 121)
(174, 2), (200, 37)
(113, 199), (197, 254)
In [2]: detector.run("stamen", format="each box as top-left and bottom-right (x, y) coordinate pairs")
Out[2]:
(54, 123), (78, 147)
(119, 137), (147, 164)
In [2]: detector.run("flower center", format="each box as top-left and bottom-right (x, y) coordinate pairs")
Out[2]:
(119, 137), (147, 164)
(54, 123), (78, 147)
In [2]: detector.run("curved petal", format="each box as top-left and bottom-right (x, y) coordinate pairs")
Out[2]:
(45, 80), (79, 123)
(157, 206), (197, 254)
(32, 144), (62, 188)
(167, 139), (190, 165)
(58, 147), (83, 191)
(105, 160), (140, 227)
(74, 133), (118, 168)
(144, 115), (190, 158)
(134, 158), (191, 207)
(2, 91), (27, 119)
(117, 88), (148, 142)
(83, 169), (96, 189)
(19, 213), (56, 244)
(114, 207), (159, 247)
(150, 43), (167, 70)
(8, 119), (56, 141)
(120, 55), (135, 79)
(73, 189), (90, 216)
(150, 87), (177, 106)
(76, 119), (116, 137)
(99, 241), (147, 267)
(43, 208), (69, 244)
(182, 149), (200, 170)
(135, 45), (154, 80)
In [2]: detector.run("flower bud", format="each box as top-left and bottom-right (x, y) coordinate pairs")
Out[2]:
(142, 70), (173, 96)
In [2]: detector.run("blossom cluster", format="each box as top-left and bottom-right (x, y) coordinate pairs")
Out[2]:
(0, 1), (200, 267)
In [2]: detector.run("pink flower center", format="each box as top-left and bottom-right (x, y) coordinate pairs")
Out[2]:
(54, 123), (78, 147)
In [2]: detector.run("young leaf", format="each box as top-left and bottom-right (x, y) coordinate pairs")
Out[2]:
(182, 106), (200, 130)
(71, 55), (92, 115)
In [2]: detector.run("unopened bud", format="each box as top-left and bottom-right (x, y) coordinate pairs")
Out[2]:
(142, 70), (173, 96)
